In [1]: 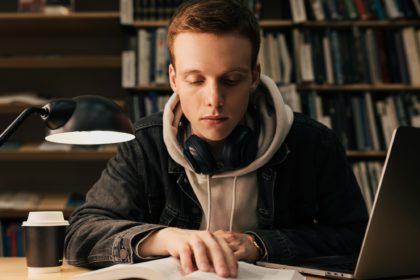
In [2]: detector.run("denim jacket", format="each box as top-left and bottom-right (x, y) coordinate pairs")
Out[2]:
(64, 112), (368, 268)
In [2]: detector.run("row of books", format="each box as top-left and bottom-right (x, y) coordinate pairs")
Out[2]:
(122, 28), (169, 87)
(119, 0), (288, 22)
(120, 0), (183, 23)
(128, 91), (170, 121)
(122, 26), (420, 87)
(352, 160), (383, 213)
(282, 86), (420, 151)
(290, 27), (420, 85)
(289, 0), (420, 23)
(127, 86), (419, 154)
(17, 0), (72, 14)
(120, 0), (420, 23)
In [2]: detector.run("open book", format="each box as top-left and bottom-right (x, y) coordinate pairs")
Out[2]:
(71, 257), (305, 280)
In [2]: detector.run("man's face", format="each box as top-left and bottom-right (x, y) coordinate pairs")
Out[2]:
(169, 32), (260, 142)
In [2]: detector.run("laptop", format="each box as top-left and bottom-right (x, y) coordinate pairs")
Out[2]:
(258, 126), (420, 279)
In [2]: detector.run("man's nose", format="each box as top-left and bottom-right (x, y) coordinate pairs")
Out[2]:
(205, 82), (224, 108)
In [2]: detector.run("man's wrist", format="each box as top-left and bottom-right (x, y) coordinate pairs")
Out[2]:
(246, 233), (265, 262)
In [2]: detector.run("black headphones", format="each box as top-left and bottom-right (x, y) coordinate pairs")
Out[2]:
(177, 110), (260, 175)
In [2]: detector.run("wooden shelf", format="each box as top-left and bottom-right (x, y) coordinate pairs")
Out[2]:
(125, 19), (420, 28)
(0, 55), (121, 69)
(129, 84), (172, 91)
(128, 20), (169, 27)
(297, 84), (420, 91)
(0, 193), (76, 219)
(0, 144), (117, 161)
(0, 12), (121, 34)
(0, 12), (119, 20)
(347, 150), (387, 158)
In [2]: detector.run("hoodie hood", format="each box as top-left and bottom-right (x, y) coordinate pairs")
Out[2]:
(163, 74), (293, 177)
(163, 74), (294, 231)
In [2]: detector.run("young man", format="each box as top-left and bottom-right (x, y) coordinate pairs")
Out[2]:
(65, 0), (368, 278)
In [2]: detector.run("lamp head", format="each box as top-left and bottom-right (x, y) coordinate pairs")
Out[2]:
(44, 95), (134, 145)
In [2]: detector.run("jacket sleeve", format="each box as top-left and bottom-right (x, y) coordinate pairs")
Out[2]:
(64, 140), (166, 268)
(250, 129), (369, 265)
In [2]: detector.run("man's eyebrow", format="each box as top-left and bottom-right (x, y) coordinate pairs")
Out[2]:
(181, 67), (249, 78)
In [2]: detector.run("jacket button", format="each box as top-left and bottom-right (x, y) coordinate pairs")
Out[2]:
(119, 248), (128, 260)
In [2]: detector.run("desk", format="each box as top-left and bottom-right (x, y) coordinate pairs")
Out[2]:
(0, 257), (324, 280)
(0, 257), (89, 280)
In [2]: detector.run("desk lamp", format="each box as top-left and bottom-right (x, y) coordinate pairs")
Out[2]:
(0, 95), (135, 146)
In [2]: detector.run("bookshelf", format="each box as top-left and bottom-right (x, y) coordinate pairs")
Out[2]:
(0, 0), (123, 256)
(119, 0), (420, 214)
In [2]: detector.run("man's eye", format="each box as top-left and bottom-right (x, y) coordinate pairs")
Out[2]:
(188, 80), (204, 85)
(222, 79), (240, 86)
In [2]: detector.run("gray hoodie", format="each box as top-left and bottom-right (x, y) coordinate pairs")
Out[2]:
(163, 75), (294, 232)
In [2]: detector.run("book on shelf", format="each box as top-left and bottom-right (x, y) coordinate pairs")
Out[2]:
(123, 28), (170, 88)
(43, 0), (72, 15)
(352, 161), (384, 213)
(71, 256), (304, 280)
(289, 0), (307, 23)
(120, 0), (134, 24)
(0, 221), (24, 257)
(18, 0), (44, 12)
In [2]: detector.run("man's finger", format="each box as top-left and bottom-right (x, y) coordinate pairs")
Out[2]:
(199, 231), (231, 277)
(179, 244), (194, 275)
(214, 235), (238, 278)
(190, 238), (211, 272)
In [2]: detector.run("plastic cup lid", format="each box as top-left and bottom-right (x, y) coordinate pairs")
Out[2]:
(22, 211), (69, 226)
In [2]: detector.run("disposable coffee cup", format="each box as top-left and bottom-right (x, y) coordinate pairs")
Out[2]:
(22, 211), (69, 274)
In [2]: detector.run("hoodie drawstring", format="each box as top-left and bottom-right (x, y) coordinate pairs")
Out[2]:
(206, 175), (211, 231)
(229, 176), (237, 232)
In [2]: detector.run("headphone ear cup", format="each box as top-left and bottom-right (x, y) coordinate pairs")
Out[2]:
(222, 125), (258, 169)
(183, 135), (218, 175)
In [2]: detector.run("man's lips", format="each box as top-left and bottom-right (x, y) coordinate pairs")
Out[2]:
(200, 115), (228, 123)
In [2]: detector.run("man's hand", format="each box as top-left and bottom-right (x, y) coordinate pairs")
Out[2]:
(213, 230), (261, 263)
(138, 228), (237, 278)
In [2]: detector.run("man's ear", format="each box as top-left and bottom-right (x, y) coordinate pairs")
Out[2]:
(169, 64), (177, 92)
(251, 63), (261, 91)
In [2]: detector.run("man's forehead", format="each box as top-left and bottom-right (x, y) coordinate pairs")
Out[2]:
(172, 32), (253, 74)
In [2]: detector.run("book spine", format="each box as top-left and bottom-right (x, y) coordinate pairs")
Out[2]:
(322, 32), (335, 84)
(329, 30), (344, 84)
(120, 0), (134, 24)
(290, 0), (307, 23)
(354, 0), (369, 19)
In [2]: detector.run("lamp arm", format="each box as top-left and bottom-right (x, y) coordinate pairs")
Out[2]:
(0, 107), (48, 147)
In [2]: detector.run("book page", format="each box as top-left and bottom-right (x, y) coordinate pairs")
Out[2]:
(184, 262), (304, 280)
(72, 258), (304, 280)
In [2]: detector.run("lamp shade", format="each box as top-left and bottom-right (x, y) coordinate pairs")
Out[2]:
(44, 95), (135, 145)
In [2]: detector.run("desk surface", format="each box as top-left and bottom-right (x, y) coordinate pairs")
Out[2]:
(0, 257), (323, 280)
(0, 257), (89, 280)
